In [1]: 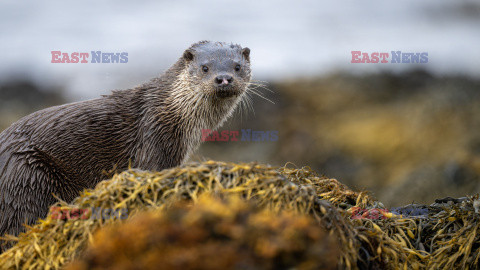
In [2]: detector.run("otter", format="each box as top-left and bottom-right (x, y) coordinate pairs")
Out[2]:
(0, 41), (252, 250)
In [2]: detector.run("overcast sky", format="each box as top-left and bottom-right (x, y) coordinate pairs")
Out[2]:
(1, 0), (479, 99)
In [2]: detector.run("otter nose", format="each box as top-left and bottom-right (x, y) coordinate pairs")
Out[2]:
(215, 75), (233, 86)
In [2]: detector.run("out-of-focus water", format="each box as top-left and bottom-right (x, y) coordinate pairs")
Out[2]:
(0, 0), (479, 99)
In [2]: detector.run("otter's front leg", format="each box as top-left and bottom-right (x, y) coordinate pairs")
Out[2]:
(133, 134), (185, 172)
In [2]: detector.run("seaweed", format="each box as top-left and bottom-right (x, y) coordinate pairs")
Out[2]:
(0, 161), (478, 269)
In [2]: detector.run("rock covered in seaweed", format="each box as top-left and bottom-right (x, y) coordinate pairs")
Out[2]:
(0, 161), (479, 270)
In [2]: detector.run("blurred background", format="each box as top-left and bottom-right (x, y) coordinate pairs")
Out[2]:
(1, 0), (479, 206)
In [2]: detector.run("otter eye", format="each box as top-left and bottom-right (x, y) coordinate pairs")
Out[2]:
(202, 66), (209, 73)
(235, 64), (241, 72)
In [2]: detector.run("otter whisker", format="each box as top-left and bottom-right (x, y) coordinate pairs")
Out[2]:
(248, 84), (274, 96)
(241, 93), (255, 117)
(246, 86), (275, 105)
(245, 92), (255, 112)
(249, 80), (274, 93)
(238, 96), (248, 121)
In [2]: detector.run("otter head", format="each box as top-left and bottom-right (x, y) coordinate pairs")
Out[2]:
(158, 41), (253, 163)
(182, 41), (251, 100)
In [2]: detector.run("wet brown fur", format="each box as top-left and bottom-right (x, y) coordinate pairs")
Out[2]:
(0, 41), (251, 250)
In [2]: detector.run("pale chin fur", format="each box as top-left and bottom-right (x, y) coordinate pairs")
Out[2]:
(170, 70), (247, 163)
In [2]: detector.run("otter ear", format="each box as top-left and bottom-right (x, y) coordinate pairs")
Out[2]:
(242, 47), (250, 61)
(183, 49), (194, 61)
